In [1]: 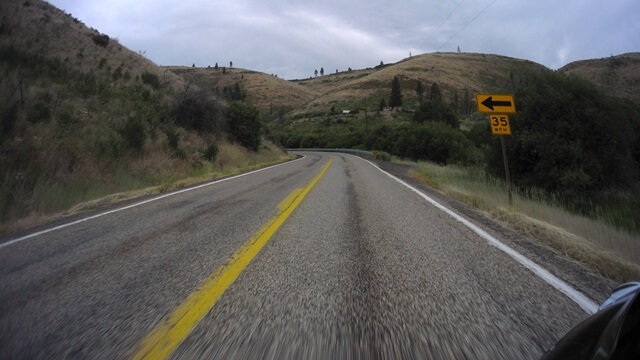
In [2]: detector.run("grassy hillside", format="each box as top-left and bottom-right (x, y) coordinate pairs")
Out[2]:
(166, 66), (319, 115)
(559, 53), (640, 103)
(270, 52), (547, 149)
(0, 0), (287, 233)
(288, 53), (547, 117)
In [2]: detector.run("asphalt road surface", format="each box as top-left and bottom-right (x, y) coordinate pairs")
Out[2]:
(0, 152), (614, 359)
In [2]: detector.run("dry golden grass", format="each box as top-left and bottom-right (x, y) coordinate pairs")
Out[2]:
(559, 53), (640, 103)
(411, 165), (640, 283)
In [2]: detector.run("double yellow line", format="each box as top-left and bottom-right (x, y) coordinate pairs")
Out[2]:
(133, 158), (333, 359)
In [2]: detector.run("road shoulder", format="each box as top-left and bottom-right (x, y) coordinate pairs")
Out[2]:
(372, 159), (616, 305)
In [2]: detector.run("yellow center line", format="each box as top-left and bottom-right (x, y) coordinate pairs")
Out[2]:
(132, 157), (333, 360)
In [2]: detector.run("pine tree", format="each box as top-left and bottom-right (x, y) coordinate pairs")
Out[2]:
(416, 81), (424, 105)
(430, 82), (442, 103)
(451, 88), (459, 114)
(389, 76), (403, 109)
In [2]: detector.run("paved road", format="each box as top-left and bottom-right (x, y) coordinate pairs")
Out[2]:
(0, 152), (613, 359)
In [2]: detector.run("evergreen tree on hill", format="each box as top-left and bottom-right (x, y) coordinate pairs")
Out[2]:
(389, 76), (402, 109)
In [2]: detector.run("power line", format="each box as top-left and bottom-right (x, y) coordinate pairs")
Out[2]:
(437, 0), (497, 51)
(423, 0), (466, 46)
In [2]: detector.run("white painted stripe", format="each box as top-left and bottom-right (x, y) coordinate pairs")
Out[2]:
(359, 156), (598, 314)
(0, 156), (305, 250)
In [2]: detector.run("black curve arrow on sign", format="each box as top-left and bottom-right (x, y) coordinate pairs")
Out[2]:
(481, 96), (512, 110)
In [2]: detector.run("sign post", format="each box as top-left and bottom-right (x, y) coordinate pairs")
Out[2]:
(476, 94), (516, 206)
(500, 136), (512, 206)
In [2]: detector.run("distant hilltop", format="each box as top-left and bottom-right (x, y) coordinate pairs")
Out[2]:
(559, 53), (640, 103)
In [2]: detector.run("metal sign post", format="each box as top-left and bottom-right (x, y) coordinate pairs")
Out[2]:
(500, 135), (512, 206)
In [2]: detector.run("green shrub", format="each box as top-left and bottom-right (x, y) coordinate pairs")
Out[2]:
(27, 102), (51, 123)
(204, 143), (219, 162)
(95, 131), (122, 158)
(91, 34), (110, 47)
(141, 71), (160, 90)
(377, 151), (392, 161)
(225, 102), (262, 151)
(112, 66), (123, 81)
(121, 117), (146, 153)
(56, 108), (79, 134)
(414, 100), (459, 127)
(490, 69), (640, 198)
(173, 90), (220, 131)
(163, 126), (180, 151)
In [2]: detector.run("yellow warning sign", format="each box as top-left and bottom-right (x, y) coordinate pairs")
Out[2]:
(476, 94), (516, 114)
(490, 115), (511, 135)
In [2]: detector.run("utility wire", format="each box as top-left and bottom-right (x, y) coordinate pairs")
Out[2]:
(423, 0), (466, 46)
(437, 0), (497, 51)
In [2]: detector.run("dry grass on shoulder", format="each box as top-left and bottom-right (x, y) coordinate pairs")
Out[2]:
(1, 140), (293, 237)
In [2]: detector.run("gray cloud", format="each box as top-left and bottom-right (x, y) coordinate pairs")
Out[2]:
(49, 0), (640, 79)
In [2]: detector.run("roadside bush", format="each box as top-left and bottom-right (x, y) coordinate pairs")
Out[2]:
(163, 126), (180, 151)
(377, 151), (392, 161)
(490, 69), (640, 198)
(93, 128), (123, 159)
(299, 135), (320, 148)
(121, 117), (146, 153)
(225, 101), (261, 151)
(204, 143), (219, 162)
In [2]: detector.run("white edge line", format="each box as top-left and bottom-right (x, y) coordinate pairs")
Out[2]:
(0, 156), (306, 250)
(358, 156), (598, 315)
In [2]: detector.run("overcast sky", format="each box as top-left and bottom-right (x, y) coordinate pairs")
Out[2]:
(48, 0), (639, 79)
